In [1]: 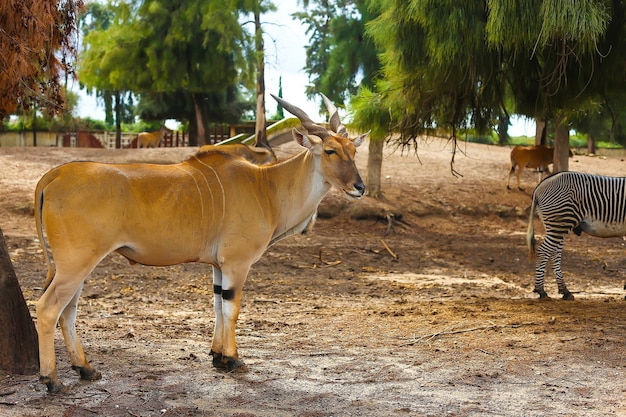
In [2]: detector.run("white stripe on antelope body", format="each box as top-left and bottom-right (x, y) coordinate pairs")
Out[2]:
(506, 145), (555, 190)
(35, 94), (367, 394)
(527, 171), (626, 300)
(136, 125), (171, 148)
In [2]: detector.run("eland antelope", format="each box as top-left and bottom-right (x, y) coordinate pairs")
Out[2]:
(507, 145), (555, 190)
(34, 94), (367, 393)
(136, 126), (171, 148)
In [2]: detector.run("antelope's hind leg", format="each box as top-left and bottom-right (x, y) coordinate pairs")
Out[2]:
(36, 259), (100, 393)
(59, 283), (102, 382)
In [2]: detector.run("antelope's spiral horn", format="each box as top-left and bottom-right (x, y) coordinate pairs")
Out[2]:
(271, 94), (329, 139)
(320, 93), (348, 137)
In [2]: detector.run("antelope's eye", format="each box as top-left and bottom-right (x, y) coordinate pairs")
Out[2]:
(324, 149), (337, 155)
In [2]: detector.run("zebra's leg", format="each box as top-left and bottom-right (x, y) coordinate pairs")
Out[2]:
(534, 241), (551, 299)
(549, 239), (574, 300)
(534, 234), (564, 299)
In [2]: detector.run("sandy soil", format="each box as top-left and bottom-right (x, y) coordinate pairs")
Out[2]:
(0, 138), (625, 417)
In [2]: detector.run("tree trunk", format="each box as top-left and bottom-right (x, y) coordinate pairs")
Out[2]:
(497, 114), (509, 145)
(535, 119), (546, 146)
(32, 109), (37, 147)
(0, 227), (39, 375)
(192, 94), (207, 146)
(115, 92), (122, 149)
(367, 137), (384, 198)
(254, 9), (274, 157)
(554, 113), (570, 173)
(587, 135), (596, 155)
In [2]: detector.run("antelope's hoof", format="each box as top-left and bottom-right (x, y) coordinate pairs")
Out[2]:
(40, 375), (67, 394)
(561, 292), (575, 301)
(72, 365), (102, 381)
(211, 351), (248, 373)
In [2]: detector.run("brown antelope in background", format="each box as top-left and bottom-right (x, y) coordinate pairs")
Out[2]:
(506, 145), (555, 190)
(34, 94), (367, 393)
(136, 125), (171, 148)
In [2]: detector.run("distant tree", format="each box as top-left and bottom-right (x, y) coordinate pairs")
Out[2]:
(78, 0), (254, 146)
(79, 1), (118, 127)
(295, 0), (380, 106)
(275, 76), (285, 119)
(297, 0), (385, 195)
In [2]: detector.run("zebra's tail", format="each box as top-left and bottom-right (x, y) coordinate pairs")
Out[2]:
(526, 193), (537, 262)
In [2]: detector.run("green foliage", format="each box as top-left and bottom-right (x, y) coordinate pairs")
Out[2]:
(366, 0), (502, 145)
(77, 0), (255, 127)
(350, 85), (389, 141)
(295, 0), (380, 108)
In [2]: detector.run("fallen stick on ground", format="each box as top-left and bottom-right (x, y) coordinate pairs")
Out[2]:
(380, 239), (398, 259)
(399, 322), (538, 346)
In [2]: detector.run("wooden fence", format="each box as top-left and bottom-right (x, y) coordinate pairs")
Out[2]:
(0, 121), (278, 149)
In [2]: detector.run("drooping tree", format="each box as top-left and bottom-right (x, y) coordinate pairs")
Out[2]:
(0, 0), (83, 119)
(366, 0), (504, 176)
(485, 0), (621, 171)
(362, 0), (625, 174)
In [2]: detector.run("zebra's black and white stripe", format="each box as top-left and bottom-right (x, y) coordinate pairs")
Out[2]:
(527, 171), (626, 299)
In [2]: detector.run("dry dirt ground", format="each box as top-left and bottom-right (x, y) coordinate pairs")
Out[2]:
(0, 138), (625, 417)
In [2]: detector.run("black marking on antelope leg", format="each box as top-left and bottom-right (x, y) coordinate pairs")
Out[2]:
(210, 350), (223, 367)
(213, 284), (222, 295)
(222, 288), (235, 301)
(72, 365), (102, 381)
(40, 375), (66, 394)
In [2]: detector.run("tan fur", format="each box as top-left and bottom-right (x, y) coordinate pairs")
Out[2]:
(34, 104), (368, 393)
(197, 143), (277, 165)
(506, 145), (554, 190)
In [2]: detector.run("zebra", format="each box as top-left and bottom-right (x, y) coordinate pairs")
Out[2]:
(527, 171), (626, 300)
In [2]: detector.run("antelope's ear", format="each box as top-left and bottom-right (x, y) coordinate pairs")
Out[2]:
(293, 128), (322, 151)
(353, 130), (370, 148)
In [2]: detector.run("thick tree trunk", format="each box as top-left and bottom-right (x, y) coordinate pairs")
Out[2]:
(554, 113), (570, 173)
(587, 135), (596, 155)
(367, 137), (384, 198)
(0, 227), (39, 375)
(535, 119), (546, 146)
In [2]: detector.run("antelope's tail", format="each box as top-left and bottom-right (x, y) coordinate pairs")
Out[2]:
(35, 178), (55, 292)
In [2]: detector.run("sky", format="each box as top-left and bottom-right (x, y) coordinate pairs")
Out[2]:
(71, 0), (534, 136)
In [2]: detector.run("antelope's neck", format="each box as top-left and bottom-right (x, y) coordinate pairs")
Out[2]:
(264, 150), (330, 241)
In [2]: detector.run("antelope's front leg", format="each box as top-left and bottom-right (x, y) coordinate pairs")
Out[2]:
(210, 266), (248, 373)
